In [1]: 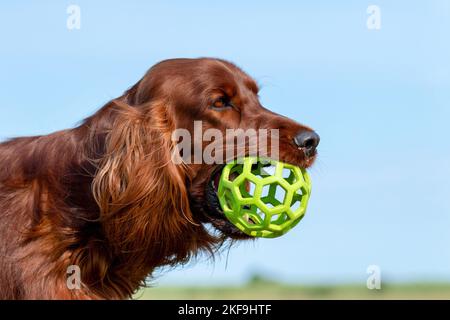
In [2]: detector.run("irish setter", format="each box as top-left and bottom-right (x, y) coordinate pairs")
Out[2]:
(0, 58), (319, 299)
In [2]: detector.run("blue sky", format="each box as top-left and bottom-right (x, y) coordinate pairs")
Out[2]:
(0, 1), (449, 286)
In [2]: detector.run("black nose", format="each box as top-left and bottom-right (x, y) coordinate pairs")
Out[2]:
(293, 130), (320, 156)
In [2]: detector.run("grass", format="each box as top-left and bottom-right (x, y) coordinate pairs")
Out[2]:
(134, 277), (450, 300)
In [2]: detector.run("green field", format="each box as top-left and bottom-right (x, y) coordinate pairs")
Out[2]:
(135, 278), (450, 300)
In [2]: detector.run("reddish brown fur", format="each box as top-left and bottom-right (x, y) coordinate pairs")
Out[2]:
(0, 58), (316, 299)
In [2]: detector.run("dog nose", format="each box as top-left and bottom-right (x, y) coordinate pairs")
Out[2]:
(293, 130), (320, 156)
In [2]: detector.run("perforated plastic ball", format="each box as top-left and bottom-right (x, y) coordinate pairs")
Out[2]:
(218, 157), (312, 238)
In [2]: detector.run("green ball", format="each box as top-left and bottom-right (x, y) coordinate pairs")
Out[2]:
(218, 157), (312, 238)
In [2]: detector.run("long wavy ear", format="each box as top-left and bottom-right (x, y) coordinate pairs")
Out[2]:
(91, 99), (200, 268)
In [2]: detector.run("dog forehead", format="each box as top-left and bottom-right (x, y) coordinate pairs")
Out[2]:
(143, 58), (259, 103)
(200, 60), (259, 97)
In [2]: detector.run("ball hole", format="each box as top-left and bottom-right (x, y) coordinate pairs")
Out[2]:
(224, 190), (234, 211)
(261, 184), (270, 197)
(275, 185), (286, 203)
(260, 164), (276, 177)
(282, 168), (297, 184)
(282, 168), (291, 179)
(239, 179), (256, 198)
(291, 199), (301, 212)
(228, 166), (242, 182)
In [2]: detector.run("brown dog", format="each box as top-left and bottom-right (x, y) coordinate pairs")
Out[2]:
(0, 58), (319, 299)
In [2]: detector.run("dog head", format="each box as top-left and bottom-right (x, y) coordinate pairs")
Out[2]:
(108, 58), (319, 240)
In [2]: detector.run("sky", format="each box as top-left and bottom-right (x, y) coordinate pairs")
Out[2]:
(0, 1), (449, 286)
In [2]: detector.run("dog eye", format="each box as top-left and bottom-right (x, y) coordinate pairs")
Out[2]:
(210, 98), (232, 110)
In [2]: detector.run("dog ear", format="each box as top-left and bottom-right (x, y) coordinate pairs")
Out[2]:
(92, 99), (197, 260)
(122, 81), (142, 106)
(121, 71), (157, 106)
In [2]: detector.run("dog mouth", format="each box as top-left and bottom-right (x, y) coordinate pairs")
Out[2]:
(204, 165), (252, 238)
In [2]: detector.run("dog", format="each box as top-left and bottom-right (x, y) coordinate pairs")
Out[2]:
(0, 58), (319, 299)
